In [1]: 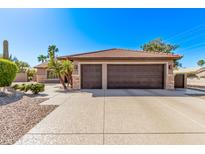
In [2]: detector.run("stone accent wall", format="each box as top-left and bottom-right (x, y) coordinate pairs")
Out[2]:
(72, 75), (80, 89)
(167, 74), (174, 89)
(166, 61), (174, 89)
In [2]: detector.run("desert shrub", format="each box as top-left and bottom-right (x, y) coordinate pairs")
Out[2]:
(24, 84), (31, 92)
(26, 68), (36, 81)
(12, 83), (45, 94)
(12, 84), (20, 90)
(199, 76), (205, 78)
(19, 84), (26, 91)
(30, 83), (45, 94)
(187, 73), (198, 79)
(0, 59), (18, 87)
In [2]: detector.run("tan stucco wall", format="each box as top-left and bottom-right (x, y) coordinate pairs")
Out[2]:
(72, 59), (175, 90)
(36, 68), (47, 83)
(14, 72), (28, 82)
(197, 71), (205, 78)
(36, 68), (61, 83)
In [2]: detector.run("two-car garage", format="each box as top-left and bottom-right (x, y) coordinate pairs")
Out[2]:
(81, 64), (164, 89)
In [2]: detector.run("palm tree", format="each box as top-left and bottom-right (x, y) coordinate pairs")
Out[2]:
(37, 54), (48, 63)
(48, 45), (58, 58)
(62, 60), (74, 88)
(197, 59), (205, 67)
(47, 45), (67, 89)
(49, 60), (67, 89)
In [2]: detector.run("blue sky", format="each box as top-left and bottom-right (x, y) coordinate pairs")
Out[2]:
(0, 8), (205, 67)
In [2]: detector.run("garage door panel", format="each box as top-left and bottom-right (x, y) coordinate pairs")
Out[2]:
(107, 64), (164, 89)
(81, 64), (102, 89)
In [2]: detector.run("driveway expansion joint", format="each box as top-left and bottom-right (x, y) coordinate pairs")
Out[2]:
(103, 89), (106, 145)
(26, 132), (205, 135)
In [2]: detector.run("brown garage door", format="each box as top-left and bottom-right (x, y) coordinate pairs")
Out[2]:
(81, 64), (102, 89)
(107, 64), (164, 89)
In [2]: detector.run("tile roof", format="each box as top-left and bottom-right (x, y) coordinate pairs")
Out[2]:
(59, 48), (182, 60)
(35, 49), (182, 68)
(34, 61), (48, 68)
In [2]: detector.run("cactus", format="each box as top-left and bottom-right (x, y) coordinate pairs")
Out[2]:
(3, 40), (9, 59)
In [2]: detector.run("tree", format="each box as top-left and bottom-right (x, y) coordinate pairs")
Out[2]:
(37, 54), (48, 63)
(49, 60), (67, 89)
(9, 54), (18, 62)
(141, 38), (181, 68)
(5, 55), (30, 72)
(26, 68), (36, 81)
(197, 59), (205, 67)
(141, 38), (178, 53)
(48, 45), (58, 59)
(47, 45), (67, 89)
(15, 60), (30, 72)
(62, 60), (74, 88)
(0, 59), (18, 93)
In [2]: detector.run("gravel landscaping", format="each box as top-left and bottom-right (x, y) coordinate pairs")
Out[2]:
(0, 95), (57, 144)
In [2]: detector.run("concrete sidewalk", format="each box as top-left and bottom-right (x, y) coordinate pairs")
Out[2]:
(16, 89), (205, 144)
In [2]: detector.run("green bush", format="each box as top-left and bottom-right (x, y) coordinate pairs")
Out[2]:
(24, 84), (31, 92)
(0, 59), (18, 87)
(30, 83), (45, 94)
(26, 68), (36, 81)
(12, 84), (20, 90)
(12, 83), (45, 94)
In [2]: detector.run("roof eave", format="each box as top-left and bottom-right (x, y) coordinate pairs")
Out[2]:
(34, 66), (48, 69)
(59, 56), (181, 61)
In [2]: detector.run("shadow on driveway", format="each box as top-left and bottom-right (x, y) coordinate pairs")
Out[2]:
(77, 89), (205, 97)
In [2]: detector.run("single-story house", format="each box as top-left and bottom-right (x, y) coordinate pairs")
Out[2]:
(173, 67), (201, 75)
(195, 67), (205, 78)
(34, 48), (181, 89)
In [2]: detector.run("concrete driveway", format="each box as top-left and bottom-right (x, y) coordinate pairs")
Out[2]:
(16, 89), (205, 144)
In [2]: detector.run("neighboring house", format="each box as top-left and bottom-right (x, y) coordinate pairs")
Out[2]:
(174, 67), (201, 75)
(174, 67), (205, 88)
(174, 67), (205, 78)
(195, 67), (205, 78)
(34, 61), (59, 83)
(34, 48), (181, 89)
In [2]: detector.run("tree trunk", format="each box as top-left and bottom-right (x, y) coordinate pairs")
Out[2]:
(69, 73), (73, 88)
(65, 74), (70, 88)
(58, 75), (67, 90)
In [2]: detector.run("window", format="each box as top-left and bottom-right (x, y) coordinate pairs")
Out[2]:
(73, 64), (78, 75)
(47, 70), (58, 79)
